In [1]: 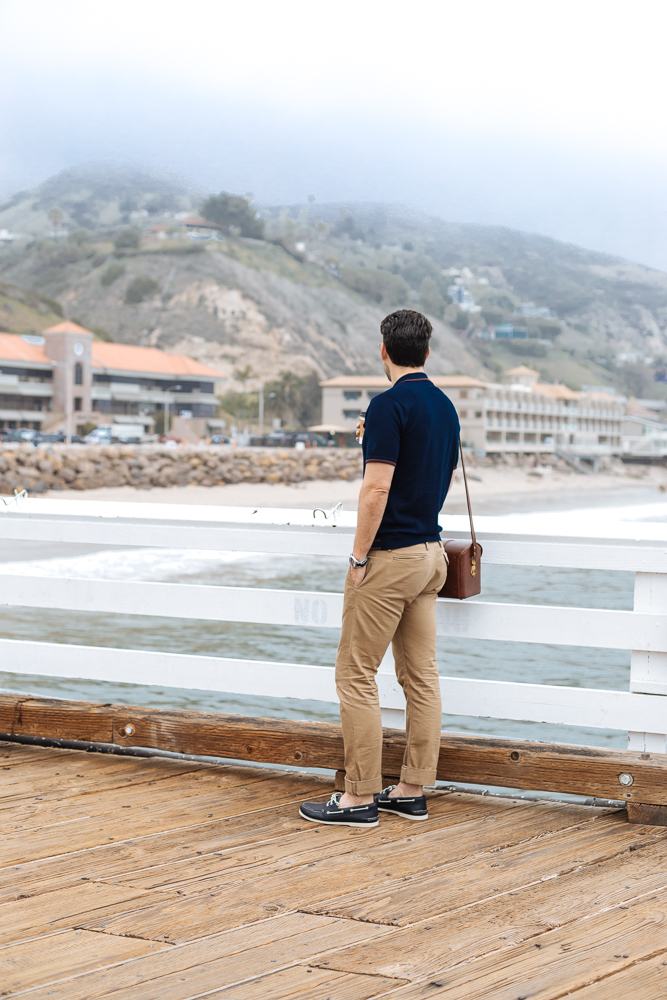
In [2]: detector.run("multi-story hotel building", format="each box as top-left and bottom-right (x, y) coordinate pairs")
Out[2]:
(0, 322), (224, 440)
(320, 365), (623, 456)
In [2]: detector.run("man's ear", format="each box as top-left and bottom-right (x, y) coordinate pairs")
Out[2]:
(380, 343), (389, 360)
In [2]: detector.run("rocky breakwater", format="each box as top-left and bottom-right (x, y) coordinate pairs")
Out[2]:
(0, 445), (364, 494)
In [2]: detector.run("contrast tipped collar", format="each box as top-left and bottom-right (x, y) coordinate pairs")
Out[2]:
(394, 372), (429, 385)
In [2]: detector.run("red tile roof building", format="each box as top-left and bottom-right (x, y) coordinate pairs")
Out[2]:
(0, 325), (224, 439)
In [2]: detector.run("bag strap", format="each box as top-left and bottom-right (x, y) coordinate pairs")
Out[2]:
(458, 435), (477, 550)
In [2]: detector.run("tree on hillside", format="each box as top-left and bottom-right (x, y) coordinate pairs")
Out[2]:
(419, 277), (446, 319)
(114, 228), (141, 250)
(201, 193), (264, 238)
(47, 206), (64, 237)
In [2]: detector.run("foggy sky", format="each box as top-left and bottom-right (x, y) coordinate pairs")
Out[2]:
(2, 0), (667, 269)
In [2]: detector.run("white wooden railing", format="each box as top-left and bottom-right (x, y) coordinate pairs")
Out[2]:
(0, 496), (666, 753)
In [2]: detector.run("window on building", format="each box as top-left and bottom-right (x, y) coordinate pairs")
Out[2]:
(506, 432), (520, 442)
(343, 409), (360, 419)
(74, 397), (82, 411)
(524, 433), (536, 443)
(343, 391), (361, 400)
(74, 363), (83, 386)
(460, 390), (468, 399)
(475, 411), (482, 418)
(486, 431), (501, 442)
(459, 410), (468, 419)
(367, 391), (383, 399)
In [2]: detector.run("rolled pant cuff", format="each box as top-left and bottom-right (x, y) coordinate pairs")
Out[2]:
(401, 765), (437, 786)
(345, 775), (383, 795)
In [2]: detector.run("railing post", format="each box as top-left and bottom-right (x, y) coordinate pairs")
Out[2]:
(629, 572), (667, 754)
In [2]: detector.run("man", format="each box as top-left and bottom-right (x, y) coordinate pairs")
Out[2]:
(300, 309), (459, 827)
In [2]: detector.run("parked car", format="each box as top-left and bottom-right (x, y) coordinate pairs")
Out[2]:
(33, 432), (66, 445)
(248, 432), (327, 448)
(84, 424), (146, 444)
(210, 434), (232, 445)
(1, 428), (38, 443)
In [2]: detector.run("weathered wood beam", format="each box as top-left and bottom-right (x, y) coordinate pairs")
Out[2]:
(2, 694), (667, 821)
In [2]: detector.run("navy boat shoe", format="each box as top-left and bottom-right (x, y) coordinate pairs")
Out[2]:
(299, 791), (379, 827)
(374, 784), (428, 821)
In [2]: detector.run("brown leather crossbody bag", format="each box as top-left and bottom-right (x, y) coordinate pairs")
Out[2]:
(439, 437), (482, 600)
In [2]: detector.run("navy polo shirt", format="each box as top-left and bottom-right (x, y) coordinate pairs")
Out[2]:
(362, 372), (459, 550)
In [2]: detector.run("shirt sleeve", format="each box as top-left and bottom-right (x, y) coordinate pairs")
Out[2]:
(364, 392), (404, 466)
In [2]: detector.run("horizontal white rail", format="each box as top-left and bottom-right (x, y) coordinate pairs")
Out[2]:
(1, 638), (665, 733)
(2, 499), (667, 571)
(2, 498), (667, 744)
(1, 575), (665, 652)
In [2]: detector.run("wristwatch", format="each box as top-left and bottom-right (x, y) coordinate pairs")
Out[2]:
(349, 553), (368, 568)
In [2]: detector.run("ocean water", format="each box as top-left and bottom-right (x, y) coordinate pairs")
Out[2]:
(0, 542), (635, 750)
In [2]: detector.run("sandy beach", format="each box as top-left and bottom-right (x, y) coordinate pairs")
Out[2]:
(40, 461), (667, 516)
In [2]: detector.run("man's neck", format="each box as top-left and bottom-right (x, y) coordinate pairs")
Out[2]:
(386, 365), (425, 385)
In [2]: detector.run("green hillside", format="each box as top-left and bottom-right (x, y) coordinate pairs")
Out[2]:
(2, 165), (667, 397)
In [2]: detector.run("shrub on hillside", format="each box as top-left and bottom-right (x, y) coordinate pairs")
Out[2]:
(339, 266), (409, 307)
(100, 263), (126, 287)
(201, 193), (264, 238)
(401, 254), (441, 290)
(124, 277), (159, 304)
(419, 277), (446, 319)
(114, 228), (141, 250)
(507, 341), (548, 357)
(481, 307), (505, 326)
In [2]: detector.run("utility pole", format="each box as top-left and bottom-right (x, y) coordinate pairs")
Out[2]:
(163, 384), (182, 438)
(65, 358), (73, 444)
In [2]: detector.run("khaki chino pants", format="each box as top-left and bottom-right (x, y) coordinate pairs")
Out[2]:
(335, 541), (448, 795)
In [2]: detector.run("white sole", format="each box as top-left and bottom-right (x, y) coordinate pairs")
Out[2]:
(377, 806), (429, 821)
(299, 809), (379, 828)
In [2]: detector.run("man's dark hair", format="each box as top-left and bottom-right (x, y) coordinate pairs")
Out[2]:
(380, 310), (432, 368)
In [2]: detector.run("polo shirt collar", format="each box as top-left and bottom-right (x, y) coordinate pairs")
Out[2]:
(394, 372), (429, 385)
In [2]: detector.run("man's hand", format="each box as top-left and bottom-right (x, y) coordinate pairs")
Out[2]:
(350, 562), (367, 588)
(355, 416), (365, 443)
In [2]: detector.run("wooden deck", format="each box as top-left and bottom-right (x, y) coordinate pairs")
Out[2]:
(4, 742), (667, 1000)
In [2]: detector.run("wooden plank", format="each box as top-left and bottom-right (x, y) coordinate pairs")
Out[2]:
(0, 759), (280, 832)
(553, 953), (667, 999)
(0, 755), (201, 805)
(434, 733), (667, 807)
(305, 815), (665, 926)
(0, 882), (177, 946)
(377, 891), (667, 999)
(19, 914), (392, 1000)
(0, 791), (494, 905)
(198, 967), (403, 1000)
(102, 795), (507, 895)
(0, 765), (287, 837)
(2, 573), (666, 652)
(628, 802), (667, 826)
(0, 928), (160, 993)
(1, 771), (327, 866)
(4, 694), (667, 806)
(81, 803), (614, 943)
(317, 839), (667, 981)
